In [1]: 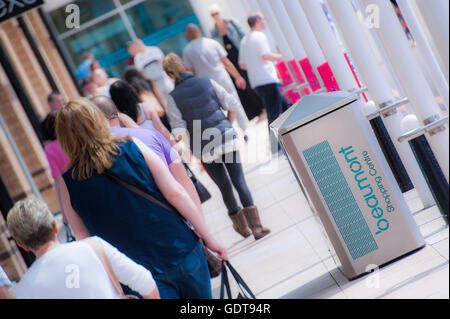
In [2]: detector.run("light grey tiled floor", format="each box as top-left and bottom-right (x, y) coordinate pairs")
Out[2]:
(196, 120), (449, 299)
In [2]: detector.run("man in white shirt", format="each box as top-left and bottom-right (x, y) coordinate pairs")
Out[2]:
(183, 24), (250, 139)
(132, 39), (174, 103)
(6, 197), (159, 299)
(239, 12), (291, 152)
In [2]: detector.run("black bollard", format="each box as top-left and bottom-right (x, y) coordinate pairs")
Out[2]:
(370, 116), (414, 193)
(408, 135), (449, 222)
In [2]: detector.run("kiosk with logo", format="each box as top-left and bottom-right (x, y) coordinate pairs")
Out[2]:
(271, 92), (425, 279)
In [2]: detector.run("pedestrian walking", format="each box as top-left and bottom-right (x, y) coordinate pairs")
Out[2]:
(183, 24), (250, 141)
(90, 95), (202, 212)
(41, 110), (75, 240)
(123, 66), (171, 131)
(163, 53), (271, 241)
(55, 98), (228, 299)
(239, 12), (292, 152)
(7, 197), (160, 299)
(109, 80), (176, 146)
(41, 92), (64, 142)
(132, 39), (174, 104)
(209, 4), (266, 122)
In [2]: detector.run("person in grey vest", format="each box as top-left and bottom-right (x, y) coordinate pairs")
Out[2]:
(163, 53), (270, 241)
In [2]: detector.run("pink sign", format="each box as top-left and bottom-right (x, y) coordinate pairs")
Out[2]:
(299, 58), (321, 92)
(288, 59), (310, 97)
(276, 61), (293, 86)
(317, 62), (340, 92)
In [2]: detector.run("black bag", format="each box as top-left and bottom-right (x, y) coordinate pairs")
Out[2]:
(220, 261), (256, 299)
(184, 163), (211, 203)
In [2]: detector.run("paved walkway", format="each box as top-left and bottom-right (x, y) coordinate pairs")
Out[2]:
(196, 120), (449, 299)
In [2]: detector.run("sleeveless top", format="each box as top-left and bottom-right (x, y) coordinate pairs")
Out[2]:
(170, 73), (235, 159)
(138, 103), (156, 130)
(63, 140), (198, 273)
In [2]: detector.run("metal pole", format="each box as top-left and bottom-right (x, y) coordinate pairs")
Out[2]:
(327, 0), (435, 207)
(0, 115), (42, 201)
(396, 0), (449, 110)
(363, 0), (449, 182)
(414, 0), (449, 78)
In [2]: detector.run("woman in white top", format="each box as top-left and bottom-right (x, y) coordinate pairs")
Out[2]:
(109, 80), (176, 145)
(6, 197), (159, 299)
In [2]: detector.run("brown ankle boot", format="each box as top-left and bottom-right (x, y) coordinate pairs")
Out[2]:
(230, 210), (252, 238)
(242, 206), (271, 240)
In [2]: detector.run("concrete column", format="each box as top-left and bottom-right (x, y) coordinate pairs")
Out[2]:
(299, 0), (358, 91)
(363, 0), (449, 182)
(414, 0), (449, 78)
(257, 0), (294, 60)
(327, 0), (435, 207)
(282, 0), (326, 70)
(396, 0), (449, 110)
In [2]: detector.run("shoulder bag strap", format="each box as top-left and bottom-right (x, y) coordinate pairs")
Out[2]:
(84, 237), (125, 297)
(103, 171), (179, 216)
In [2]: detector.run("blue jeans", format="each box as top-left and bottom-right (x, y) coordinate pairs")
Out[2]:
(255, 83), (291, 152)
(152, 241), (212, 299)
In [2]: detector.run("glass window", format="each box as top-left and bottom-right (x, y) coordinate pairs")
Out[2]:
(125, 0), (194, 38)
(63, 14), (131, 78)
(49, 0), (117, 35)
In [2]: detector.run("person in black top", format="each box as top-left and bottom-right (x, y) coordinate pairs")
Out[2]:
(41, 92), (65, 142)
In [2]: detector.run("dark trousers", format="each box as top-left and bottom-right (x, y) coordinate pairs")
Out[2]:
(254, 83), (291, 152)
(202, 151), (254, 216)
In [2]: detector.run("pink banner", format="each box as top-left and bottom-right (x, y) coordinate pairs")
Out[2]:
(317, 62), (340, 92)
(276, 61), (294, 86)
(299, 58), (322, 92)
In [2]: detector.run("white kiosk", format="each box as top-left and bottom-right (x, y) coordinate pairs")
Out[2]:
(271, 92), (425, 279)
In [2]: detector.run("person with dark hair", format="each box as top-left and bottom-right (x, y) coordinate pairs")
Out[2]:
(41, 92), (65, 142)
(239, 12), (291, 153)
(41, 110), (74, 239)
(123, 67), (171, 130)
(109, 80), (176, 146)
(81, 77), (99, 97)
(209, 4), (266, 122)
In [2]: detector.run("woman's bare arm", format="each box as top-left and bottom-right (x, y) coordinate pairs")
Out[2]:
(132, 137), (228, 260)
(58, 178), (91, 240)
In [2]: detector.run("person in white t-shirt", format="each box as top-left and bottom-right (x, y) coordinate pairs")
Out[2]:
(132, 39), (174, 104)
(6, 197), (159, 299)
(239, 12), (291, 152)
(183, 24), (250, 140)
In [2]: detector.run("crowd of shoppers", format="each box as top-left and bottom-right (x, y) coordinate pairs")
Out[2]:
(2, 7), (287, 299)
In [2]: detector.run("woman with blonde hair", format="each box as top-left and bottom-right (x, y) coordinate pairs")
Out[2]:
(56, 97), (228, 299)
(164, 53), (271, 241)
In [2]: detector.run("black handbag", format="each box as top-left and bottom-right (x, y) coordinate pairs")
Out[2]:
(220, 261), (256, 299)
(184, 163), (212, 203)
